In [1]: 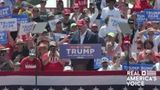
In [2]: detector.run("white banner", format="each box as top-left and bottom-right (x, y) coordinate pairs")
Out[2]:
(48, 20), (56, 31)
(19, 22), (36, 35)
(0, 18), (17, 31)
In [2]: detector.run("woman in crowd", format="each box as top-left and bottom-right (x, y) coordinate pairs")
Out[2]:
(12, 39), (29, 64)
(104, 32), (122, 59)
(42, 41), (64, 71)
(138, 40), (159, 64)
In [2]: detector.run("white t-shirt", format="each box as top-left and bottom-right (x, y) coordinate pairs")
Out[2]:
(98, 25), (120, 38)
(100, 7), (121, 21)
(98, 65), (112, 71)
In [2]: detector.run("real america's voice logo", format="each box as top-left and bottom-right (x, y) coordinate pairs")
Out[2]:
(126, 71), (157, 86)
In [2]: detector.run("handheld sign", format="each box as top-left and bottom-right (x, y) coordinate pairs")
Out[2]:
(0, 18), (17, 32)
(118, 22), (132, 35)
(48, 20), (56, 31)
(60, 44), (102, 59)
(53, 33), (66, 42)
(123, 64), (154, 70)
(12, 14), (28, 24)
(19, 22), (36, 35)
(145, 9), (160, 21)
(136, 12), (147, 27)
(0, 31), (8, 45)
(0, 6), (11, 18)
(32, 22), (47, 34)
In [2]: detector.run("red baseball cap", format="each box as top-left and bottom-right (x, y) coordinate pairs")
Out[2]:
(77, 19), (86, 27)
(63, 9), (70, 15)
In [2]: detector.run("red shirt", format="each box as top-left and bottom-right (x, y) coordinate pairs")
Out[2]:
(42, 52), (63, 71)
(20, 56), (42, 71)
(131, 0), (152, 13)
(74, 0), (87, 12)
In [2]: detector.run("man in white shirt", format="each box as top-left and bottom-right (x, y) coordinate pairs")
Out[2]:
(98, 17), (121, 38)
(98, 57), (112, 71)
(100, 0), (121, 22)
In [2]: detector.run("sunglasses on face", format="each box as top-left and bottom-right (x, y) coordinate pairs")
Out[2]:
(40, 1), (46, 3)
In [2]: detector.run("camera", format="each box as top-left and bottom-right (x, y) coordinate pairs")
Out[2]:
(128, 19), (134, 24)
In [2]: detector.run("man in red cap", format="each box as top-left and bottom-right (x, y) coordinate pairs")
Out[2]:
(69, 19), (98, 70)
(62, 9), (75, 34)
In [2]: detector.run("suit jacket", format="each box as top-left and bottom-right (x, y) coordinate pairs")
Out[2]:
(70, 30), (98, 44)
(70, 29), (98, 70)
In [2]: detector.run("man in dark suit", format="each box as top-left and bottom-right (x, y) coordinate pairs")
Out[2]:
(70, 19), (98, 70)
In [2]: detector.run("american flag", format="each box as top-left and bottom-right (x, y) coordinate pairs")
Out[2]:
(0, 71), (159, 90)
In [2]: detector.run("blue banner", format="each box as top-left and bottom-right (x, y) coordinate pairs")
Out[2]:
(59, 44), (102, 59)
(123, 64), (154, 70)
(12, 14), (29, 24)
(145, 9), (160, 21)
(0, 6), (11, 18)
(0, 31), (8, 45)
(136, 12), (146, 27)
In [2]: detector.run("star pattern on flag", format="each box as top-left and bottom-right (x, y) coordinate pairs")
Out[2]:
(108, 86), (114, 90)
(153, 87), (159, 90)
(78, 87), (84, 90)
(123, 86), (127, 90)
(138, 87), (143, 90)
(93, 87), (99, 90)
(63, 87), (69, 90)
(2, 87), (9, 90)
(18, 87), (24, 90)
(48, 87), (55, 90)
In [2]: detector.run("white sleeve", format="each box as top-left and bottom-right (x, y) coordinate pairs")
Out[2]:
(98, 26), (105, 38)
(89, 7), (99, 26)
(100, 8), (106, 21)
(117, 9), (122, 18)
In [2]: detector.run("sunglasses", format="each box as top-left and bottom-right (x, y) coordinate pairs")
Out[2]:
(40, 1), (46, 3)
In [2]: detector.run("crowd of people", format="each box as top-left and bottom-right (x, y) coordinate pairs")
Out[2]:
(0, 0), (160, 72)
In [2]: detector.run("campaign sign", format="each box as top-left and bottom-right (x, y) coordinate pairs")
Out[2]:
(136, 12), (146, 27)
(19, 22), (36, 35)
(60, 44), (102, 59)
(145, 9), (160, 21)
(12, 14), (28, 24)
(0, 18), (17, 31)
(123, 64), (154, 70)
(0, 31), (8, 45)
(0, 6), (11, 18)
